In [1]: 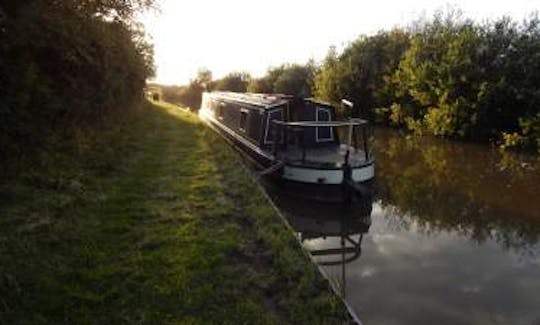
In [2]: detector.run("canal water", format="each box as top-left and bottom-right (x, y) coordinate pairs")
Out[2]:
(265, 128), (540, 325)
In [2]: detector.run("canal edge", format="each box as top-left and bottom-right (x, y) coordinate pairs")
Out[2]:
(196, 106), (363, 324)
(238, 150), (364, 325)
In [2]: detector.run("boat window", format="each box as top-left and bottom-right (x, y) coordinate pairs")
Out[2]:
(264, 108), (283, 144)
(239, 109), (248, 132)
(217, 102), (225, 120)
(316, 107), (333, 142)
(247, 111), (262, 142)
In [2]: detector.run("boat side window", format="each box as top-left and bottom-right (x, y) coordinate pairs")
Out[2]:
(264, 108), (284, 144)
(239, 109), (248, 132)
(217, 102), (225, 120)
(316, 106), (333, 142)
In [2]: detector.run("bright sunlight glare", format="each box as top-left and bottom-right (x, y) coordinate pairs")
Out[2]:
(141, 0), (540, 85)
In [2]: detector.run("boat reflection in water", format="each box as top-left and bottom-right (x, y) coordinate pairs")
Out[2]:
(267, 187), (373, 324)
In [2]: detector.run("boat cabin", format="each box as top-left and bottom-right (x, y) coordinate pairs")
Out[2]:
(200, 92), (338, 149)
(200, 91), (374, 195)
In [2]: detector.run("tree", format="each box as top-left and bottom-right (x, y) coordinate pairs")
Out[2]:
(247, 66), (284, 93)
(476, 15), (540, 148)
(214, 72), (250, 92)
(195, 68), (213, 91)
(313, 46), (341, 103)
(0, 0), (156, 170)
(388, 15), (483, 136)
(248, 63), (317, 97)
(273, 63), (316, 97)
(314, 31), (410, 118)
(247, 78), (273, 93)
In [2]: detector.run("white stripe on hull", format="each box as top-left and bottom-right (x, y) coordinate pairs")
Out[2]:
(352, 164), (375, 182)
(283, 164), (374, 184)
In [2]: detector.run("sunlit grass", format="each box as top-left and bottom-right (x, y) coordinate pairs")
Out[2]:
(0, 101), (345, 324)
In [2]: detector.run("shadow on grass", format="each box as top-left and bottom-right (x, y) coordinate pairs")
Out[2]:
(0, 102), (346, 325)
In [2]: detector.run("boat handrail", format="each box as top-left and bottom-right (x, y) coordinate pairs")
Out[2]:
(269, 118), (372, 165)
(271, 119), (368, 128)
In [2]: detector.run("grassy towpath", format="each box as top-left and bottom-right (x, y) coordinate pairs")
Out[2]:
(0, 101), (345, 324)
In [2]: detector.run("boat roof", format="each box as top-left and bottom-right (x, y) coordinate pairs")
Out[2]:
(206, 91), (290, 109)
(304, 97), (334, 107)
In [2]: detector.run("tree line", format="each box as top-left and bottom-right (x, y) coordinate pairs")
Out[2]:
(0, 1), (155, 172)
(157, 62), (317, 111)
(163, 11), (539, 152)
(316, 11), (540, 151)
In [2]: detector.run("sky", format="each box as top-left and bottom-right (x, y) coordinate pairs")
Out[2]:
(141, 0), (540, 85)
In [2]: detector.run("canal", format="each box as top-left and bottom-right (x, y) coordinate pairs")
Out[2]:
(266, 128), (540, 325)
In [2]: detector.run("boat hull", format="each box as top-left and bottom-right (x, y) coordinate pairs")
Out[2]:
(202, 112), (275, 168)
(282, 163), (374, 184)
(201, 112), (374, 203)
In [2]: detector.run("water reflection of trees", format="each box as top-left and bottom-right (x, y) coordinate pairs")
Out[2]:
(374, 128), (540, 254)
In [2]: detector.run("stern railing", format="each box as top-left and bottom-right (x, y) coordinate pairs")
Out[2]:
(270, 119), (373, 166)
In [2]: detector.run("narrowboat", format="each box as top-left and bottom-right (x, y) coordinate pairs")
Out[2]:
(199, 91), (374, 202)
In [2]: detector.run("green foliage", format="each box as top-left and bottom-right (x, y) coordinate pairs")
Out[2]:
(214, 71), (251, 92)
(175, 63), (317, 111)
(312, 10), (540, 151)
(178, 81), (206, 110)
(249, 63), (317, 97)
(247, 77), (274, 93)
(0, 0), (155, 174)
(314, 31), (410, 118)
(518, 112), (540, 152)
(248, 65), (286, 93)
(167, 70), (252, 110)
(273, 62), (316, 97)
(313, 46), (341, 103)
(390, 13), (484, 138)
(152, 84), (181, 104)
(159, 68), (213, 110)
(388, 103), (408, 126)
(500, 132), (528, 150)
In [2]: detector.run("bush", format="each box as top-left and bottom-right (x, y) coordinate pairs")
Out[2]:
(0, 1), (155, 173)
(214, 72), (250, 92)
(249, 63), (317, 97)
(312, 10), (540, 151)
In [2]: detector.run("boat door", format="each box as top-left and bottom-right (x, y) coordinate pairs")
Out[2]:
(316, 106), (334, 143)
(263, 107), (284, 145)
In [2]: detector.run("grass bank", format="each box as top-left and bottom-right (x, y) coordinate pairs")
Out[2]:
(0, 101), (345, 324)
